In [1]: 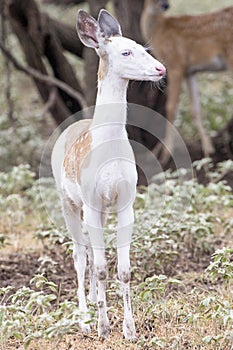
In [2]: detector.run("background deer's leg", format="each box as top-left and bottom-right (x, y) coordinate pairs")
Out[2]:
(186, 74), (214, 156)
(159, 70), (183, 164)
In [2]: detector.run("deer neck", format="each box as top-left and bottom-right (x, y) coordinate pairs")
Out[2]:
(92, 59), (129, 128)
(141, 4), (164, 42)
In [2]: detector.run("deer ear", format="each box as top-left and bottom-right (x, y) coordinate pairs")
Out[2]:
(76, 10), (100, 48)
(98, 9), (122, 38)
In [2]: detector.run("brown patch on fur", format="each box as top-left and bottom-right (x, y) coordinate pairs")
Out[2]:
(63, 119), (92, 183)
(65, 119), (92, 153)
(98, 54), (109, 82)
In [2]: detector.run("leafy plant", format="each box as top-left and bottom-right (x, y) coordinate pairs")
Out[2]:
(0, 275), (94, 348)
(0, 164), (35, 196)
(206, 247), (233, 281)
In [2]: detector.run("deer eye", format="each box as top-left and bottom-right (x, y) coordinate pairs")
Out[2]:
(121, 50), (132, 57)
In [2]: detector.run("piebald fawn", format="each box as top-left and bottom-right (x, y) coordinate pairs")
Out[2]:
(52, 9), (166, 340)
(141, 0), (233, 162)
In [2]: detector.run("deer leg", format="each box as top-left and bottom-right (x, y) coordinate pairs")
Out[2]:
(87, 211), (107, 303)
(87, 245), (97, 303)
(186, 74), (214, 156)
(117, 182), (136, 341)
(117, 206), (136, 340)
(158, 70), (183, 164)
(83, 205), (110, 339)
(61, 199), (90, 333)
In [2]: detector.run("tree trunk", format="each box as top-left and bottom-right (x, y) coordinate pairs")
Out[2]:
(8, 0), (85, 125)
(43, 15), (83, 115)
(213, 117), (233, 161)
(82, 0), (108, 106)
(46, 14), (83, 57)
(113, 0), (144, 43)
(113, 0), (167, 134)
(184, 117), (233, 164)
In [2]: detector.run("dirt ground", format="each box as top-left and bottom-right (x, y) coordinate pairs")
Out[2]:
(0, 250), (77, 301)
(0, 242), (212, 300)
(2, 334), (140, 350)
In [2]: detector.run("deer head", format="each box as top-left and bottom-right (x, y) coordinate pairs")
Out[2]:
(76, 9), (166, 82)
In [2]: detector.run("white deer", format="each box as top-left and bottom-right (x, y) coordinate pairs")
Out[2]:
(141, 0), (233, 163)
(51, 9), (166, 340)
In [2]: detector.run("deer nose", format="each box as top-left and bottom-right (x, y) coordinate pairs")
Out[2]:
(156, 65), (166, 76)
(162, 2), (170, 11)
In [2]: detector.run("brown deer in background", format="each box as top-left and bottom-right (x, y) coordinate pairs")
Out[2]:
(141, 0), (233, 163)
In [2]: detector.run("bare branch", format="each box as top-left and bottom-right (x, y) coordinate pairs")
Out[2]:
(0, 40), (87, 110)
(41, 87), (57, 119)
(45, 14), (84, 57)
